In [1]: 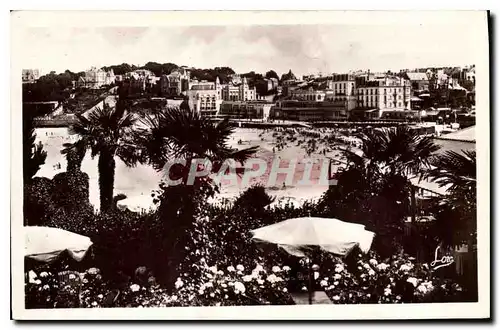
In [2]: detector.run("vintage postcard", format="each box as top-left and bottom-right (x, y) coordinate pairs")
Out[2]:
(11, 10), (490, 320)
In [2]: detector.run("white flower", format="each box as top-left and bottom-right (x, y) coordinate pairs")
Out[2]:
(266, 274), (278, 283)
(40, 272), (49, 278)
(242, 275), (253, 282)
(377, 263), (389, 271)
(175, 278), (184, 289)
(369, 259), (378, 266)
(407, 277), (419, 287)
(28, 270), (37, 284)
(272, 266), (281, 273)
(217, 270), (224, 275)
(313, 272), (320, 280)
(333, 295), (340, 301)
(236, 265), (245, 271)
(282, 266), (291, 272)
(234, 281), (246, 293)
(215, 302), (221, 306)
(87, 268), (99, 275)
(320, 280), (328, 287)
(257, 279), (264, 285)
(335, 264), (344, 273)
(384, 288), (392, 296)
(198, 289), (205, 295)
(312, 264), (320, 271)
(92, 301), (98, 306)
(205, 282), (213, 288)
(210, 293), (215, 298)
(334, 273), (342, 280)
(171, 295), (178, 301)
(301, 286), (308, 291)
(282, 288), (288, 293)
(221, 283), (227, 288)
(254, 264), (264, 272)
(227, 266), (235, 272)
(206, 273), (213, 279)
(368, 269), (375, 276)
(42, 284), (50, 290)
(130, 284), (140, 292)
(417, 285), (428, 294)
(97, 294), (103, 299)
(224, 294), (228, 299)
(35, 279), (41, 285)
(209, 266), (218, 273)
(334, 281), (339, 286)
(363, 263), (371, 269)
(399, 263), (414, 272)
(228, 282), (234, 286)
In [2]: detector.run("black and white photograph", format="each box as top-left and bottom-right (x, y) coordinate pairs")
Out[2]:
(10, 10), (490, 320)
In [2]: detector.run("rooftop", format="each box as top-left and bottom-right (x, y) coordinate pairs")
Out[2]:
(406, 72), (429, 81)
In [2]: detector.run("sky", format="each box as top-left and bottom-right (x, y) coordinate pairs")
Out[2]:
(19, 22), (484, 78)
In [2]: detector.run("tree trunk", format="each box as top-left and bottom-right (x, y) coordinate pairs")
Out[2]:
(98, 150), (116, 213)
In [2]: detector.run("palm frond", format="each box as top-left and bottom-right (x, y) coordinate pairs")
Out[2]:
(424, 149), (476, 192)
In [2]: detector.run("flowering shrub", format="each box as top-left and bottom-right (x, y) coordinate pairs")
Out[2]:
(314, 252), (466, 304)
(25, 250), (466, 308)
(26, 261), (294, 308)
(26, 183), (469, 308)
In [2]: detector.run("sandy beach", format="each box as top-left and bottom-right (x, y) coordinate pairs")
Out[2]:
(35, 126), (349, 212)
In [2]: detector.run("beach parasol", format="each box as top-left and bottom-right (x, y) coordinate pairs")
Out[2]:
(25, 226), (93, 263)
(250, 217), (375, 304)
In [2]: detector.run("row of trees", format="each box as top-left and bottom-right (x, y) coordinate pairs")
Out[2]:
(23, 70), (85, 102)
(23, 63), (294, 104)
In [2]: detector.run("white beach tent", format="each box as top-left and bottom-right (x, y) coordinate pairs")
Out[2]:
(250, 217), (375, 257)
(25, 226), (93, 263)
(250, 217), (375, 304)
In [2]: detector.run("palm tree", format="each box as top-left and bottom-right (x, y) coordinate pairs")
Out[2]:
(134, 107), (258, 174)
(424, 149), (477, 299)
(424, 150), (477, 243)
(62, 100), (139, 212)
(132, 107), (258, 288)
(327, 126), (440, 256)
(342, 126), (440, 178)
